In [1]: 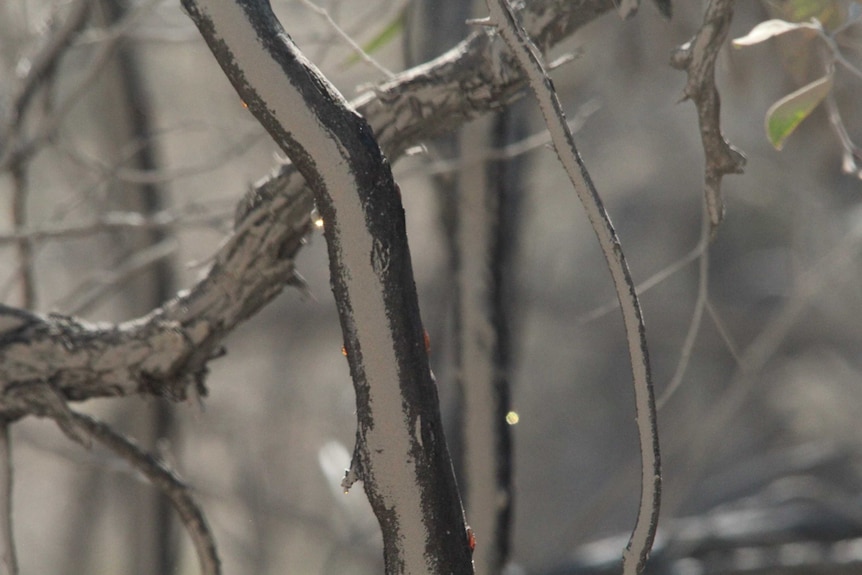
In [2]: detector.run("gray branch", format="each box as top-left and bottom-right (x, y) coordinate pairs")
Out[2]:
(180, 0), (473, 572)
(0, 0), (614, 414)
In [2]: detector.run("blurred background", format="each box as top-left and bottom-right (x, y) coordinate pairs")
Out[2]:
(2, 0), (862, 574)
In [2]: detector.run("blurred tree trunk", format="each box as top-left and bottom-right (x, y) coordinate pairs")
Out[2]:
(62, 1), (180, 573)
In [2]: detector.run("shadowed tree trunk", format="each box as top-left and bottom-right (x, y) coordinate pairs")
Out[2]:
(404, 2), (529, 572)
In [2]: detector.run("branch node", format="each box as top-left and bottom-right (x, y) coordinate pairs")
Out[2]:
(11, 382), (91, 448)
(341, 444), (361, 493)
(670, 40), (692, 70)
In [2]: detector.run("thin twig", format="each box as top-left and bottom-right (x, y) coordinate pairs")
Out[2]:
(57, 128), (265, 186)
(10, 166), (34, 310)
(705, 298), (740, 363)
(68, 412), (221, 575)
(578, 242), (703, 325)
(295, 0), (395, 78)
(0, 209), (232, 245)
(0, 0), (161, 172)
(482, 1), (660, 573)
(825, 91), (862, 178)
(667, 225), (862, 514)
(397, 99), (600, 180)
(0, 0), (90, 144)
(657, 206), (711, 409)
(0, 423), (17, 575)
(54, 238), (178, 316)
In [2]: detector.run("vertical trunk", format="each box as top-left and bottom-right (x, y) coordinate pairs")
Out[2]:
(456, 107), (526, 575)
(92, 2), (178, 572)
(404, 4), (527, 572)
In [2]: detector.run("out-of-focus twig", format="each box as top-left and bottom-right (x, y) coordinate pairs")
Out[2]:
(295, 0), (395, 78)
(825, 89), (862, 178)
(0, 208), (232, 245)
(0, 0), (160, 172)
(1, 0), (91, 311)
(0, 423), (17, 575)
(68, 412), (221, 575)
(54, 238), (178, 316)
(0, 0), (90, 149)
(668, 221), (862, 513)
(657, 205), (710, 409)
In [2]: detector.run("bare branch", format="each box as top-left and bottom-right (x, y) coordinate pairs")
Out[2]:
(0, 0), (161, 172)
(0, 0), (90, 144)
(67, 412), (221, 575)
(54, 238), (178, 316)
(656, 206), (711, 409)
(295, 0), (395, 78)
(482, 1), (660, 573)
(0, 0), (617, 416)
(670, 0), (746, 231)
(577, 242), (703, 325)
(0, 0), (92, 311)
(0, 209), (231, 245)
(180, 0), (472, 571)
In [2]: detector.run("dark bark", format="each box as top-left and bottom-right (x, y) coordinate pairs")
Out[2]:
(180, 1), (472, 572)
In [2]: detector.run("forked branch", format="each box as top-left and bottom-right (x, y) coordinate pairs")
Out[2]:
(0, 0), (618, 413)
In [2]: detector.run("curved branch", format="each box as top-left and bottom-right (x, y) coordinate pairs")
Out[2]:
(0, 0), (615, 412)
(180, 1), (472, 572)
(68, 413), (221, 575)
(482, 1), (660, 573)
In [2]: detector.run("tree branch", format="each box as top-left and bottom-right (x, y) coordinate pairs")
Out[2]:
(482, 1), (660, 573)
(67, 413), (221, 575)
(180, 0), (473, 572)
(0, 0), (614, 419)
(670, 0), (746, 231)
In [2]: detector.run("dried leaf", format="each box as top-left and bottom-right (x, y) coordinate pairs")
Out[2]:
(732, 19), (818, 47)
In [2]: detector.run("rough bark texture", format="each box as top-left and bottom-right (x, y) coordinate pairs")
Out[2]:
(0, 0), (613, 422)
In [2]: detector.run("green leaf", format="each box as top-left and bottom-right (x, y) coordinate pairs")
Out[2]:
(342, 12), (404, 68)
(765, 73), (834, 150)
(780, 0), (843, 26)
(732, 19), (818, 47)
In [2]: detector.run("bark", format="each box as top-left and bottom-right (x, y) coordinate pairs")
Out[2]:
(180, 1), (472, 572)
(93, 0), (179, 571)
(0, 0), (613, 419)
(403, 2), (524, 572)
(483, 0), (660, 572)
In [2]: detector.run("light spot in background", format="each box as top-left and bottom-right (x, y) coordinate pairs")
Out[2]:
(506, 411), (520, 425)
(311, 207), (324, 228)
